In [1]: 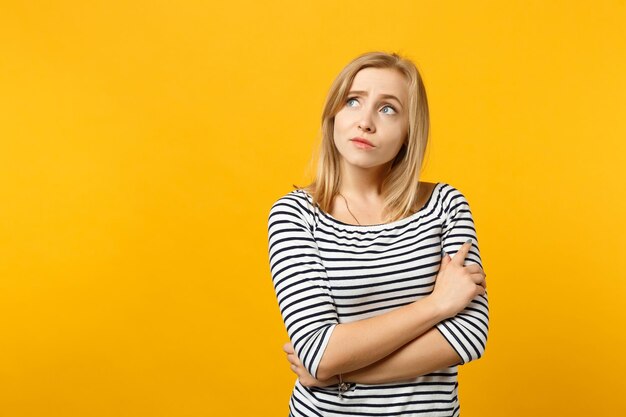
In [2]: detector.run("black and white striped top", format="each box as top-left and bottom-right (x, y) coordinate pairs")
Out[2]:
(267, 182), (489, 417)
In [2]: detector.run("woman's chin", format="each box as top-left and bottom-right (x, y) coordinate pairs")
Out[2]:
(340, 158), (392, 171)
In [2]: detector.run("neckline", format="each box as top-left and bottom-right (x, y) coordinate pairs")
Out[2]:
(313, 182), (443, 229)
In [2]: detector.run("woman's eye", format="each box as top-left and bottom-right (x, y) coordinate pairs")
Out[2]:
(346, 97), (396, 115)
(381, 105), (397, 115)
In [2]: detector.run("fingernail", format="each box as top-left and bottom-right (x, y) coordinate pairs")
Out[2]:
(465, 239), (472, 246)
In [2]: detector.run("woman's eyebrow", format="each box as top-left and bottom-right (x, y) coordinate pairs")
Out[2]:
(348, 90), (404, 108)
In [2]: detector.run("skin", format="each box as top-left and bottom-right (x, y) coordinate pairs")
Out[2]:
(282, 67), (487, 386)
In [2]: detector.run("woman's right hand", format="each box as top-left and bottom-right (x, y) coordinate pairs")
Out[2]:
(429, 240), (487, 319)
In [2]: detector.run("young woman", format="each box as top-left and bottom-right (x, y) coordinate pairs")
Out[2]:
(267, 51), (489, 417)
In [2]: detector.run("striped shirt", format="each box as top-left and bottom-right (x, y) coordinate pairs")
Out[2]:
(267, 182), (489, 417)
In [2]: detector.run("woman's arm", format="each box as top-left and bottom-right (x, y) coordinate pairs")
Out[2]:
(313, 244), (483, 380)
(284, 326), (461, 386)
(341, 327), (461, 384)
(283, 251), (486, 385)
(284, 259), (486, 386)
(433, 190), (490, 364)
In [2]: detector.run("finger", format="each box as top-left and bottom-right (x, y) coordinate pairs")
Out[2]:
(465, 264), (483, 274)
(476, 285), (486, 297)
(282, 342), (294, 353)
(469, 271), (486, 286)
(286, 353), (300, 365)
(440, 251), (451, 268)
(452, 239), (474, 266)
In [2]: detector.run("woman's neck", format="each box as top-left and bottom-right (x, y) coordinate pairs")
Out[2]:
(338, 160), (391, 201)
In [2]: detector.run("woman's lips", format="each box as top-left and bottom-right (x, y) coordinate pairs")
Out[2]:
(350, 138), (375, 149)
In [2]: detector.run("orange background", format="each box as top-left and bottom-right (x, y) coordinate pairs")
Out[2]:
(1, 1), (625, 416)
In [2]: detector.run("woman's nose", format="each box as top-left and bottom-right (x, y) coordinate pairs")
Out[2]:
(358, 111), (375, 132)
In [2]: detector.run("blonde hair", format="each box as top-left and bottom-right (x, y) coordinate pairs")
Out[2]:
(300, 51), (430, 223)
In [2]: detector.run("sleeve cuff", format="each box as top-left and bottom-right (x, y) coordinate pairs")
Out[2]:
(307, 323), (338, 380)
(435, 321), (469, 365)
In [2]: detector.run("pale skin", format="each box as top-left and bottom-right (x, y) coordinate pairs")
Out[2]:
(282, 67), (487, 386)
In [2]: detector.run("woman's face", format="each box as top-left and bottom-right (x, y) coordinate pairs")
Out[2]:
(333, 67), (409, 171)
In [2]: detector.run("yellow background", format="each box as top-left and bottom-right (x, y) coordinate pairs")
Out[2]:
(1, 1), (625, 416)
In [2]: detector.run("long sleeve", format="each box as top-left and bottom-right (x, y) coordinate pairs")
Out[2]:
(435, 187), (490, 365)
(267, 192), (338, 379)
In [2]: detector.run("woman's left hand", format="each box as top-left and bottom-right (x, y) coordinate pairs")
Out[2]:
(282, 342), (340, 388)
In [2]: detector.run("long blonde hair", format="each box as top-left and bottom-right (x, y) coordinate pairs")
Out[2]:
(300, 51), (430, 223)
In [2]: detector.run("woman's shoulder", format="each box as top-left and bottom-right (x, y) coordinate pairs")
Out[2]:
(424, 181), (472, 210)
(430, 182), (476, 220)
(419, 181), (438, 197)
(270, 187), (313, 207)
(420, 180), (455, 197)
(268, 188), (316, 222)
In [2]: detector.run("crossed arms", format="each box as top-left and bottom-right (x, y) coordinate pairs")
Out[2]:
(268, 190), (489, 387)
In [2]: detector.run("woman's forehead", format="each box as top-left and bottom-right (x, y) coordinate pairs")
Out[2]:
(350, 67), (408, 102)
